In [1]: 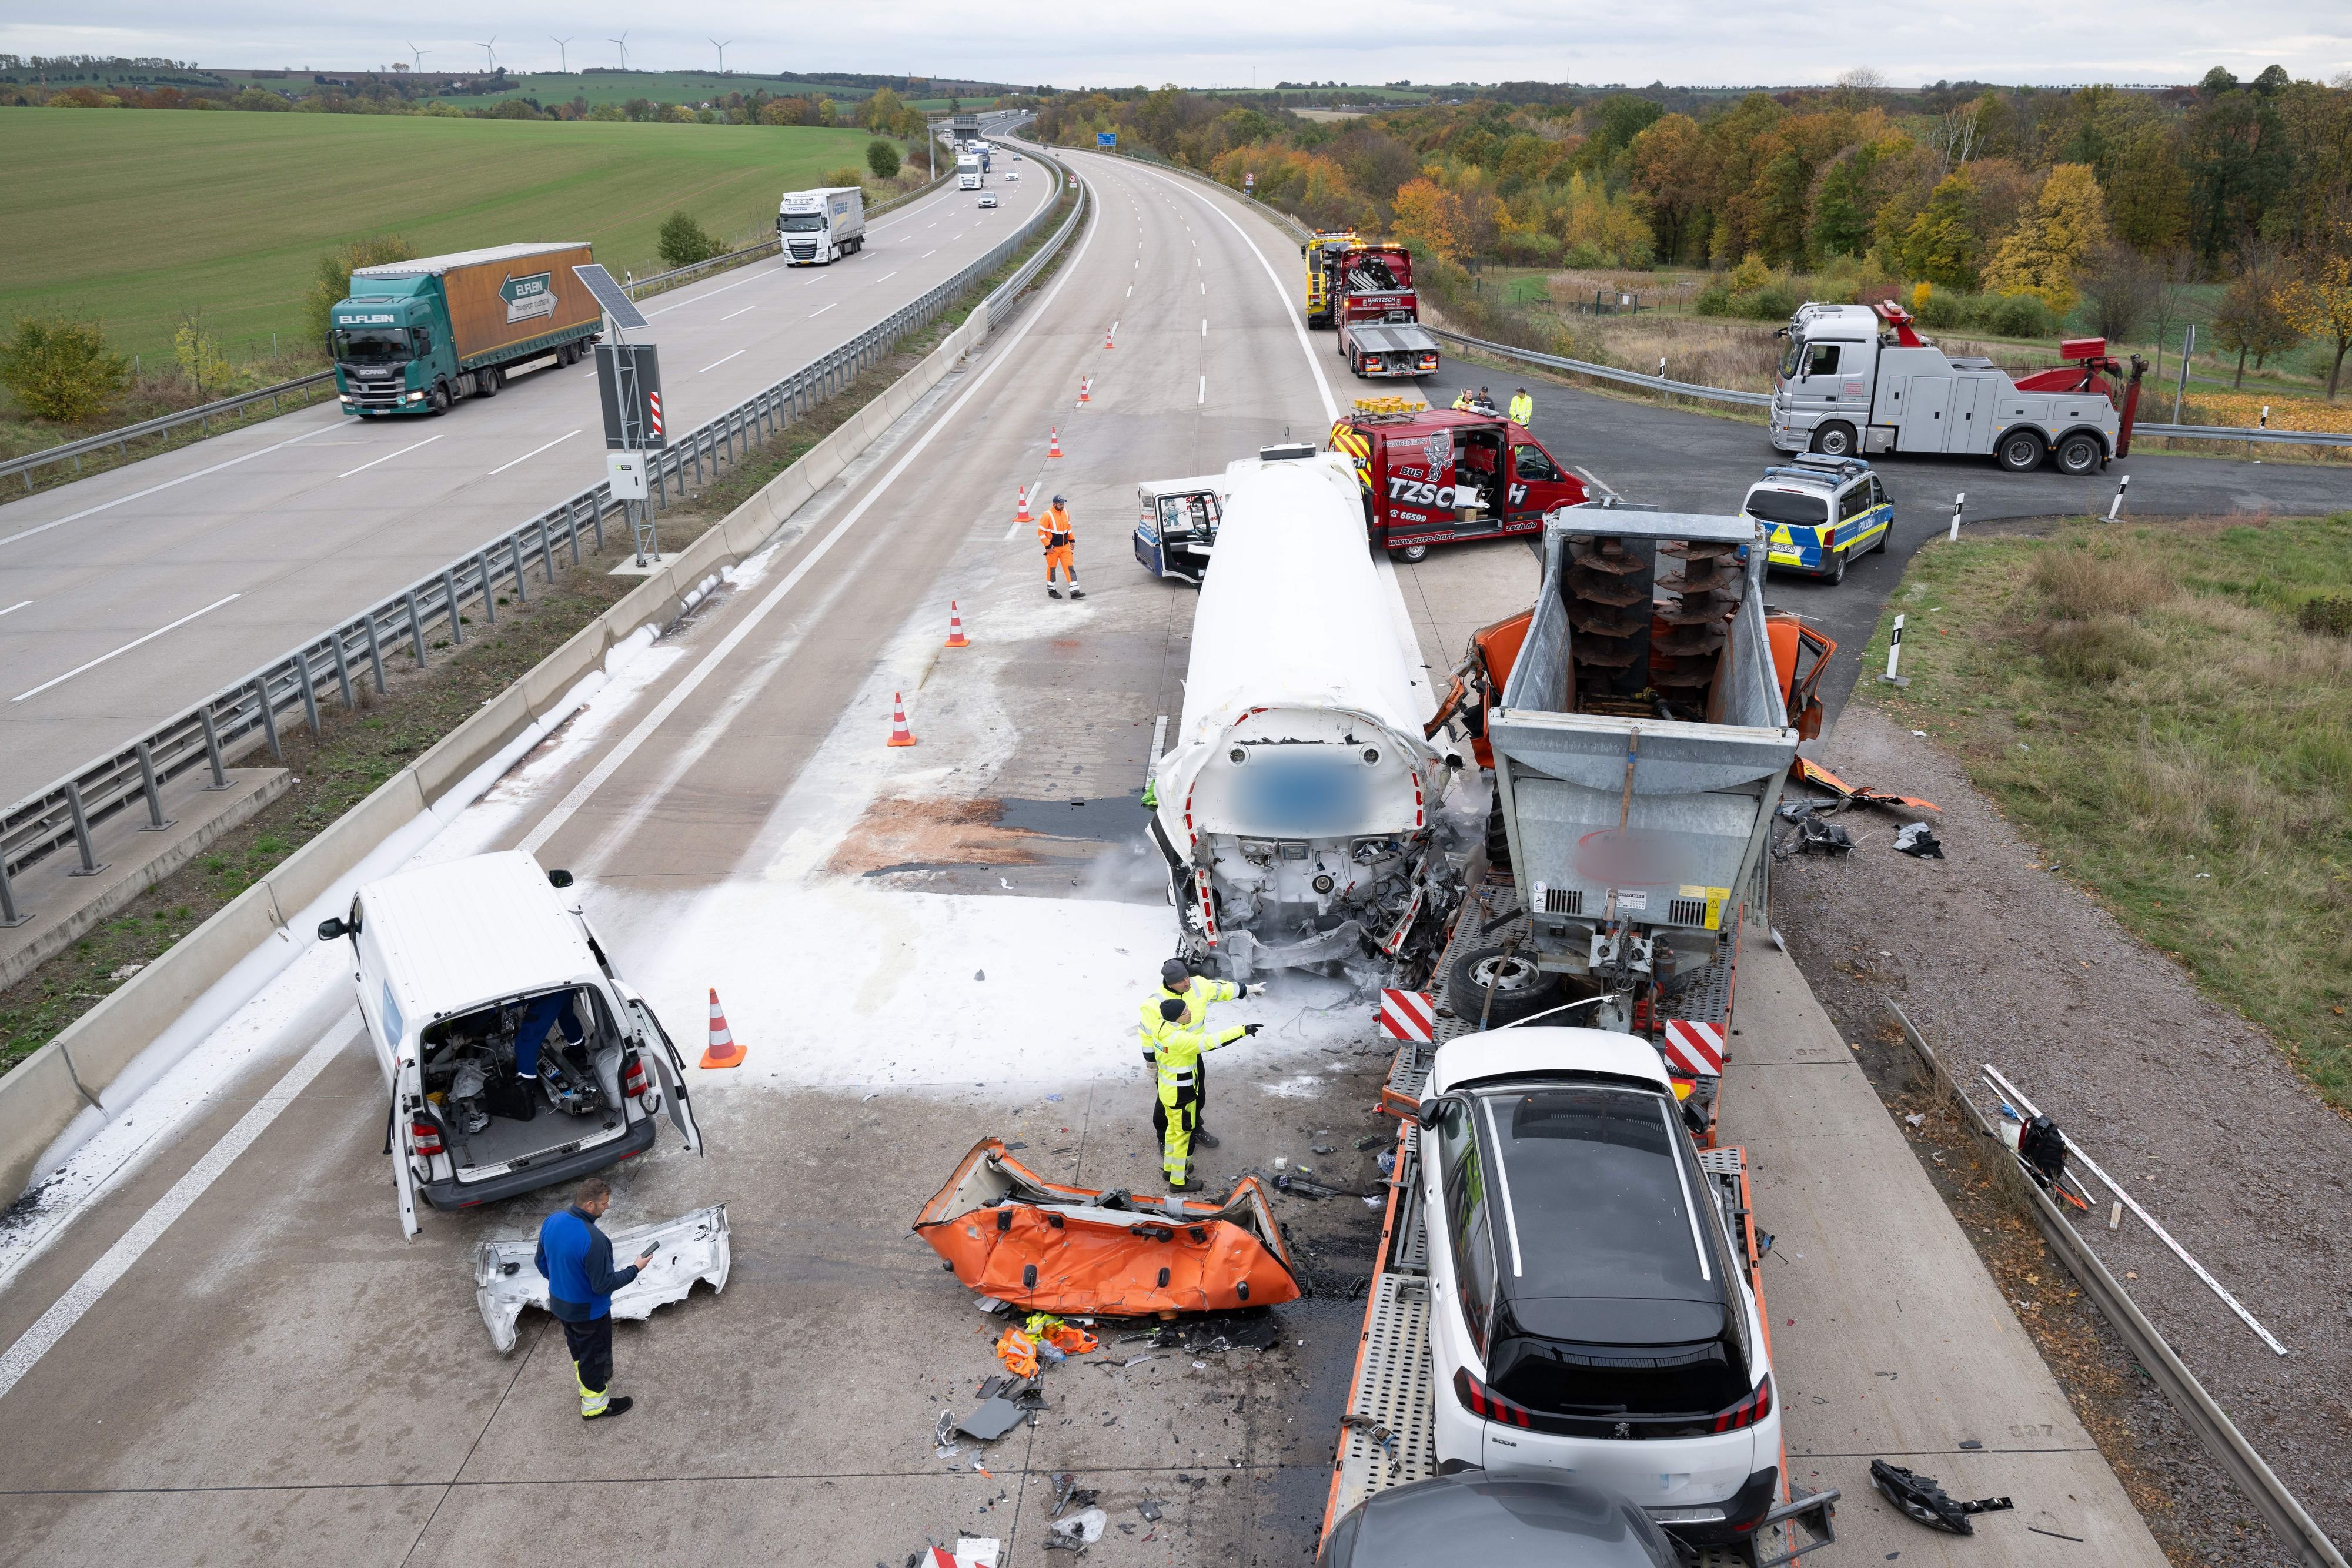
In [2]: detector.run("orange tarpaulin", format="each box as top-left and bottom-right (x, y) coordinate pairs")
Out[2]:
(914, 1139), (1302, 1317)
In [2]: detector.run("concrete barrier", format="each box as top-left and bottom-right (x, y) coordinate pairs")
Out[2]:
(0, 288), (1000, 1203)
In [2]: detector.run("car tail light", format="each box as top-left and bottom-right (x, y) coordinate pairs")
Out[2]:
(622, 1052), (649, 1099)
(1452, 1367), (1532, 1428)
(1713, 1375), (1773, 1432)
(409, 1119), (444, 1158)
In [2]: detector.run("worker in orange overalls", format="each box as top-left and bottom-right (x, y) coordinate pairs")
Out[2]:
(1039, 493), (1084, 600)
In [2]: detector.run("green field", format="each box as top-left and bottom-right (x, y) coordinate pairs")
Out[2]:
(0, 108), (880, 365)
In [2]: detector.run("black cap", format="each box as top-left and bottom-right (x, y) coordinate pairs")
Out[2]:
(1051, 494), (1066, 505)
(1161, 958), (1192, 988)
(1160, 998), (1187, 1022)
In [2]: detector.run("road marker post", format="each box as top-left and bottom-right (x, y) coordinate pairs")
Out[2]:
(1878, 613), (1910, 688)
(2107, 474), (2130, 520)
(1949, 490), (1965, 542)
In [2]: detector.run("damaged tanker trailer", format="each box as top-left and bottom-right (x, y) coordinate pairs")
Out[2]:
(1147, 451), (1460, 982)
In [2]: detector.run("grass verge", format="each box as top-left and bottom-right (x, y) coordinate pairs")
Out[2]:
(1852, 513), (2352, 1109)
(0, 180), (1081, 1079)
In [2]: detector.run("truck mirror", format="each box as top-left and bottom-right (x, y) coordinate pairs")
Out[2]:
(1416, 1098), (1441, 1129)
(316, 918), (347, 942)
(547, 868), (575, 888)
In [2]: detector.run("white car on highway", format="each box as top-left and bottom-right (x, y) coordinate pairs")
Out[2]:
(1418, 1028), (1782, 1548)
(978, 193), (999, 208)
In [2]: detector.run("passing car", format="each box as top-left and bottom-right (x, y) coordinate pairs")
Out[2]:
(1740, 452), (1890, 584)
(318, 850), (705, 1237)
(1418, 1027), (1782, 1547)
(978, 193), (999, 209)
(1319, 1475), (1679, 1568)
(1006, 170), (1020, 181)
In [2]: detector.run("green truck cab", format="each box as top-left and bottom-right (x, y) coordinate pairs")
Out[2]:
(330, 242), (603, 417)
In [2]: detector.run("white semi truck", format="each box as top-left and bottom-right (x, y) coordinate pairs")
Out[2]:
(1769, 300), (2146, 475)
(776, 186), (867, 265)
(1147, 449), (1461, 980)
(957, 152), (984, 190)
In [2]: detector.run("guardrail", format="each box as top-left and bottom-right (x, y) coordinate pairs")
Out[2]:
(0, 152), (1081, 927)
(1887, 1000), (2346, 1568)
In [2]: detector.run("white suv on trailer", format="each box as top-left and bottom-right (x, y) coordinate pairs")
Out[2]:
(1418, 1028), (1782, 1546)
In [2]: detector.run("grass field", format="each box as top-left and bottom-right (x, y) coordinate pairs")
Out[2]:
(1856, 515), (2352, 1109)
(0, 108), (880, 365)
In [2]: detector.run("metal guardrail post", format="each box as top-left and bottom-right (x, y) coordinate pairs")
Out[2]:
(63, 782), (106, 876)
(474, 554), (495, 627)
(253, 676), (282, 761)
(294, 646), (322, 734)
(405, 591), (426, 668)
(442, 570), (463, 644)
(509, 536), (527, 604)
(0, 854), (25, 927)
(537, 518), (556, 582)
(198, 708), (229, 789)
(134, 742), (173, 831)
(329, 629), (356, 710)
(362, 614), (386, 695)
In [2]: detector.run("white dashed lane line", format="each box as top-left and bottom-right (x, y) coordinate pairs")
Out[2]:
(700, 350), (746, 373)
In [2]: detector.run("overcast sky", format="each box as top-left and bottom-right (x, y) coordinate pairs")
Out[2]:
(6, 3), (2348, 91)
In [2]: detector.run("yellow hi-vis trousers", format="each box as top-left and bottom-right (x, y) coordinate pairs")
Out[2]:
(1157, 1080), (1200, 1188)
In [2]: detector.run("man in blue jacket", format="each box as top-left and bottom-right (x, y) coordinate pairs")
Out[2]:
(536, 1177), (656, 1419)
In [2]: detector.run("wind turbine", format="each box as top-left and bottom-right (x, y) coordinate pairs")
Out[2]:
(709, 37), (732, 74)
(550, 36), (573, 74)
(607, 31), (630, 72)
(475, 35), (497, 72)
(406, 42), (429, 72)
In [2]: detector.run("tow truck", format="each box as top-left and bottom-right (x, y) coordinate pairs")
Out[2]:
(1328, 400), (1585, 561)
(1770, 300), (2148, 474)
(1331, 243), (1442, 379)
(1303, 229), (1362, 328)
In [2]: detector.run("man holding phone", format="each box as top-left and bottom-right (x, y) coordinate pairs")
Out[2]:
(535, 1176), (657, 1419)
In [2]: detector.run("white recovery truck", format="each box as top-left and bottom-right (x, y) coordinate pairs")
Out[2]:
(1146, 450), (1461, 981)
(1769, 300), (2146, 474)
(776, 186), (866, 265)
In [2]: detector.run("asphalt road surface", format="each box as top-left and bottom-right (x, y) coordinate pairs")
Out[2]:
(0, 145), (2169, 1566)
(0, 112), (1048, 805)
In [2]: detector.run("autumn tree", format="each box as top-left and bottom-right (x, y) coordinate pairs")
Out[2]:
(2103, 121), (2191, 252)
(2276, 242), (2352, 397)
(0, 318), (128, 423)
(1627, 113), (1705, 263)
(2211, 246), (2302, 385)
(1897, 172), (1982, 288)
(1391, 177), (1461, 260)
(1982, 163), (2108, 316)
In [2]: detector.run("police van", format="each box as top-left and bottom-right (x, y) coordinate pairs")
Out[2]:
(1739, 453), (1891, 584)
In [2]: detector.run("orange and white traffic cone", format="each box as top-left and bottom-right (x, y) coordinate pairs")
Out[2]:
(1077, 376), (1091, 405)
(700, 987), (746, 1069)
(1104, 326), (1115, 350)
(887, 691), (918, 747)
(1014, 485), (1031, 526)
(1048, 427), (1063, 459)
(944, 601), (970, 648)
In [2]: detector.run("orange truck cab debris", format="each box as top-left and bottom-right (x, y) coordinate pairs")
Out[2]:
(916, 1139), (1301, 1316)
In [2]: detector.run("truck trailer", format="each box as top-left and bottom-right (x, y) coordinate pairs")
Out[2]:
(1770, 300), (2147, 473)
(1147, 452), (1459, 981)
(777, 186), (867, 265)
(330, 242), (602, 417)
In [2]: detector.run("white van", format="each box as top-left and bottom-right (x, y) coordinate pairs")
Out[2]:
(318, 851), (704, 1237)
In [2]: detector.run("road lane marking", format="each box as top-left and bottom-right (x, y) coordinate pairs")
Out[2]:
(809, 303), (836, 318)
(877, 272), (898, 282)
(1199, 376), (1206, 404)
(337, 434), (442, 479)
(923, 250), (937, 259)
(517, 179), (1103, 858)
(1201, 318), (1208, 336)
(0, 600), (30, 618)
(13, 594), (242, 703)
(0, 424), (336, 550)
(700, 349), (747, 373)
(0, 1016), (356, 1404)
(487, 429), (580, 476)
(721, 305), (759, 320)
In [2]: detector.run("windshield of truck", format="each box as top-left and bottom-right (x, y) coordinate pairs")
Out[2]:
(1778, 337), (1805, 381)
(780, 213), (826, 232)
(1743, 487), (1828, 526)
(332, 329), (412, 365)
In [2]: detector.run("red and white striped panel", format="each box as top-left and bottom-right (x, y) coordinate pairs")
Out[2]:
(1378, 989), (1436, 1042)
(1662, 1019), (1725, 1078)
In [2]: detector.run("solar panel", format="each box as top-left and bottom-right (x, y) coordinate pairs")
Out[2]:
(571, 263), (648, 332)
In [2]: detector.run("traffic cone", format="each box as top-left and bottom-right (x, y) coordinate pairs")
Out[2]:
(887, 691), (918, 747)
(1048, 427), (1063, 459)
(1104, 327), (1115, 350)
(700, 987), (746, 1069)
(1014, 485), (1031, 526)
(945, 601), (970, 648)
(1077, 376), (1091, 405)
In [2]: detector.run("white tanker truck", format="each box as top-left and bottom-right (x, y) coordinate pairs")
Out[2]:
(1146, 450), (1462, 981)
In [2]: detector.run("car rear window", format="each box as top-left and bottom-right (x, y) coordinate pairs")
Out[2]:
(1745, 487), (1828, 526)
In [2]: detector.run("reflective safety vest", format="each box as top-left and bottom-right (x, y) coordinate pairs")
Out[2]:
(1509, 394), (1533, 424)
(1451, 390), (1475, 410)
(1147, 1015), (1246, 1101)
(1038, 503), (1073, 550)
(1138, 977), (1240, 1064)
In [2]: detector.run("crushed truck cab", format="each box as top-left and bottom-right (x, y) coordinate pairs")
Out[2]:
(1329, 405), (1586, 563)
(1132, 474), (1225, 585)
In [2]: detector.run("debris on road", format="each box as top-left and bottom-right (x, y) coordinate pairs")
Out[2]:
(1050, 1508), (1108, 1547)
(914, 1139), (1301, 1315)
(1893, 822), (1945, 858)
(474, 1203), (730, 1354)
(1870, 1460), (2013, 1534)
(1790, 755), (1939, 812)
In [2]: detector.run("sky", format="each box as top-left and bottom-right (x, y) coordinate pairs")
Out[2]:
(4, 2), (2348, 91)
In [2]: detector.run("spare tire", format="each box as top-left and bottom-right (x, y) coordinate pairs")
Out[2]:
(1447, 942), (1564, 1026)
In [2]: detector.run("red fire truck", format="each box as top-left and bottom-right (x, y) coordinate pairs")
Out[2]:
(1328, 405), (1587, 561)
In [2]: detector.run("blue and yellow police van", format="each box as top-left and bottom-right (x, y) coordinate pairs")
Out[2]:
(1740, 453), (1892, 584)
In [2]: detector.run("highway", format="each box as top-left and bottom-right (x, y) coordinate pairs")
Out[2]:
(0, 144), (2167, 1565)
(0, 112), (1049, 806)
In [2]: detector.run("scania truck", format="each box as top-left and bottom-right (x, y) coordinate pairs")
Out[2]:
(776, 186), (867, 265)
(1770, 300), (2147, 474)
(330, 242), (603, 416)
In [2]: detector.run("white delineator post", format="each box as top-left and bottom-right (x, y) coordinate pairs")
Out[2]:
(2107, 474), (2130, 520)
(1879, 613), (1909, 687)
(1949, 490), (1966, 542)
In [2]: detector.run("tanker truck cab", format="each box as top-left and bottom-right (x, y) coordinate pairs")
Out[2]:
(319, 851), (703, 1238)
(1742, 454), (1890, 584)
(1132, 474), (1225, 586)
(1329, 407), (1587, 563)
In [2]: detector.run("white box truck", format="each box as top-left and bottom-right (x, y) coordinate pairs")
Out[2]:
(776, 185), (867, 265)
(316, 850), (705, 1238)
(957, 153), (984, 190)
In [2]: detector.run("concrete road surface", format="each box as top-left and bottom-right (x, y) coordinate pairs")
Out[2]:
(0, 146), (2167, 1567)
(0, 133), (1053, 805)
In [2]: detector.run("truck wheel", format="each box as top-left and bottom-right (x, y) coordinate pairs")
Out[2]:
(1809, 422), (1857, 458)
(477, 368), (500, 398)
(1392, 544), (1429, 564)
(1996, 430), (2044, 472)
(2054, 433), (2102, 475)
(428, 383), (451, 415)
(1447, 943), (1564, 1026)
